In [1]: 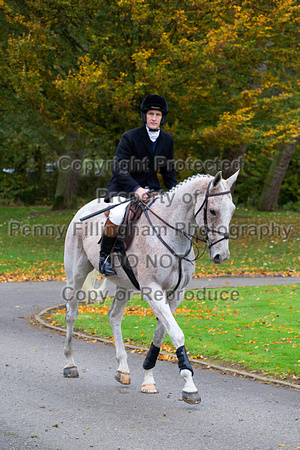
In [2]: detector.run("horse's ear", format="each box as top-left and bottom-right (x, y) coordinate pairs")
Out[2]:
(212, 171), (222, 188)
(226, 170), (240, 189)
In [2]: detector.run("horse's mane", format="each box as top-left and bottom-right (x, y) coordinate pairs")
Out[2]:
(167, 173), (212, 195)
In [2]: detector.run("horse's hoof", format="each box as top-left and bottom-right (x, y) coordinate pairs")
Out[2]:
(63, 366), (79, 378)
(141, 383), (159, 394)
(115, 370), (131, 385)
(182, 390), (201, 404)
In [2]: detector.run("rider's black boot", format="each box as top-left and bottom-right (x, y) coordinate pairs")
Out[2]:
(99, 220), (118, 276)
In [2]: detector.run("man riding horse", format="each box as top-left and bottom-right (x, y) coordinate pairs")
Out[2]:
(99, 95), (178, 276)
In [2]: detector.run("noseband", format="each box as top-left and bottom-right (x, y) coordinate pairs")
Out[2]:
(194, 179), (231, 248)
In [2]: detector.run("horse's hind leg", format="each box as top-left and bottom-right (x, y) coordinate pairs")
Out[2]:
(108, 287), (134, 385)
(63, 248), (93, 378)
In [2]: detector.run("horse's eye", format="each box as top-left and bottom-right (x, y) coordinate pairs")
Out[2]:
(210, 209), (216, 216)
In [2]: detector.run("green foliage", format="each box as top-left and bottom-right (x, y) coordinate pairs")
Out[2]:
(0, 171), (57, 205)
(0, 107), (58, 204)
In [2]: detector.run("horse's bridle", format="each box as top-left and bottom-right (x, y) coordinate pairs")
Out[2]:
(194, 179), (231, 249)
(135, 182), (232, 293)
(140, 179), (231, 256)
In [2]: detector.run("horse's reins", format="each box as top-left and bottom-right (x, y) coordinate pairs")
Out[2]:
(139, 201), (196, 263)
(138, 181), (231, 293)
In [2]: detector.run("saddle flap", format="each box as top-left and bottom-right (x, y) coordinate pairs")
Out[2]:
(118, 194), (158, 250)
(118, 201), (143, 250)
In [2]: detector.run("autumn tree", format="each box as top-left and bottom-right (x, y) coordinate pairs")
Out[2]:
(1, 0), (299, 208)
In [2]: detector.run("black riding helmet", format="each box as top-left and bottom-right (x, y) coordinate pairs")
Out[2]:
(141, 95), (168, 127)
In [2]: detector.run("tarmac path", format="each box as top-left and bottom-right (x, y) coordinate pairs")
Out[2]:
(0, 277), (299, 449)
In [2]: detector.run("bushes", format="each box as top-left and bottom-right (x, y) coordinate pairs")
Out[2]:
(1, 152), (298, 210)
(0, 171), (57, 205)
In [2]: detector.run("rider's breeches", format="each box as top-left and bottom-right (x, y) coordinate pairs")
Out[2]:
(107, 196), (129, 225)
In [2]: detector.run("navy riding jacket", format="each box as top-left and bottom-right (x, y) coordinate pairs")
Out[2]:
(104, 125), (177, 202)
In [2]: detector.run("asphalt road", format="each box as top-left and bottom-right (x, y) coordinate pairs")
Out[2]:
(0, 279), (299, 450)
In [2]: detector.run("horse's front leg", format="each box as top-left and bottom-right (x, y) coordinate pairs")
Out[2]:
(108, 287), (133, 385)
(141, 327), (163, 394)
(141, 289), (185, 394)
(143, 285), (201, 404)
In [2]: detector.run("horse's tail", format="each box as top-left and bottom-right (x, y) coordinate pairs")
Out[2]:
(81, 269), (109, 304)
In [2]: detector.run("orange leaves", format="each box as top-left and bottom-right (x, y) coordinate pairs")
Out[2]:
(124, 305), (155, 317)
(0, 263), (66, 282)
(161, 343), (174, 353)
(158, 354), (176, 362)
(49, 320), (57, 326)
(78, 304), (110, 315)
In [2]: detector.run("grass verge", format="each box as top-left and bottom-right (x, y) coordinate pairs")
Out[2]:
(44, 285), (300, 382)
(0, 206), (299, 280)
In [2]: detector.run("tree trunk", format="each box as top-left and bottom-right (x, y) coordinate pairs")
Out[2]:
(52, 132), (86, 210)
(258, 137), (299, 211)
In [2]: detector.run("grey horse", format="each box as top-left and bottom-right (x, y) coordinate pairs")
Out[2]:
(62, 170), (239, 404)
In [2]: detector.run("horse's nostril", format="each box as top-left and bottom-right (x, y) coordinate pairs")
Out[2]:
(214, 254), (221, 263)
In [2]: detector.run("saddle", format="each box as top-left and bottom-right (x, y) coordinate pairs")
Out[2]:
(118, 193), (158, 250)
